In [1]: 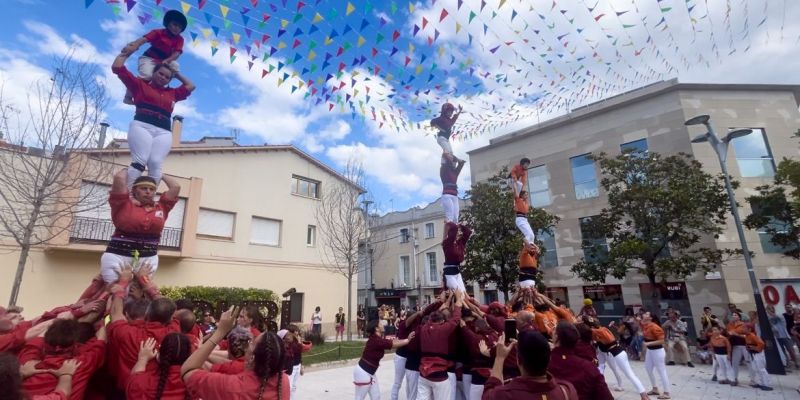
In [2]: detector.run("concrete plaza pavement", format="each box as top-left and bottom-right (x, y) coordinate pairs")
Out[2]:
(296, 355), (800, 400)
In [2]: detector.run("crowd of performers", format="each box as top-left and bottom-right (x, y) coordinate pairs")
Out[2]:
(338, 104), (783, 400)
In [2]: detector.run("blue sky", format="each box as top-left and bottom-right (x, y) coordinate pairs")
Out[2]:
(1, 0), (799, 213)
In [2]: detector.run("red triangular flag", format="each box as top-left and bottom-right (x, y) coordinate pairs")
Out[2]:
(439, 9), (449, 22)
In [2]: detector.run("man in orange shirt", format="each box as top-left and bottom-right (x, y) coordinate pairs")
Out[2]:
(532, 292), (573, 339)
(744, 325), (773, 391)
(518, 244), (540, 289)
(508, 158), (531, 196)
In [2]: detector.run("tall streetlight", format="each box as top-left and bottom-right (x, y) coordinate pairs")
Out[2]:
(362, 199), (374, 311)
(685, 114), (785, 375)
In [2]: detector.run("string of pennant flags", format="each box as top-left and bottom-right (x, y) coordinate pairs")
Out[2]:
(84, 0), (793, 137)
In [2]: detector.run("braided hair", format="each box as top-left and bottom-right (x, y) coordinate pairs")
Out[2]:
(155, 333), (192, 400)
(252, 332), (285, 400)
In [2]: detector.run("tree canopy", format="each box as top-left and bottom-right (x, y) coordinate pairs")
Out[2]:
(570, 151), (741, 293)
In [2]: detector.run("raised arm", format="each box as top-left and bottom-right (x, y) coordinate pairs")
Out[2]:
(182, 306), (240, 381)
(173, 70), (196, 93)
(391, 331), (414, 349)
(109, 264), (133, 322)
(160, 175), (181, 201)
(111, 169), (128, 194)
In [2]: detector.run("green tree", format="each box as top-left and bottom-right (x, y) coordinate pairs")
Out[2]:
(571, 151), (741, 311)
(461, 168), (560, 300)
(744, 131), (800, 258)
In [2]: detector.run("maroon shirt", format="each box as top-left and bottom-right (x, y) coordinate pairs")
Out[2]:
(549, 346), (613, 400)
(420, 307), (462, 381)
(573, 341), (598, 366)
(461, 327), (497, 370)
(481, 374), (578, 400)
(440, 161), (465, 196)
(443, 223), (472, 265)
(358, 336), (393, 375)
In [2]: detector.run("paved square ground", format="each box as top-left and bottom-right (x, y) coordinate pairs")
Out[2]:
(296, 356), (800, 400)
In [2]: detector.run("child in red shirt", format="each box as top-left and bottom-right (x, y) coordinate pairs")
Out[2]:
(122, 10), (187, 104)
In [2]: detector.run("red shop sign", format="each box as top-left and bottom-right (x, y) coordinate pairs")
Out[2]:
(763, 284), (800, 306)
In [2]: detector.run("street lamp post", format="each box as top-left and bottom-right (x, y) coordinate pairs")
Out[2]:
(685, 114), (785, 375)
(362, 200), (374, 310)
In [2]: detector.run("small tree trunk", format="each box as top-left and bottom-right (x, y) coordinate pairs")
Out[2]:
(499, 262), (510, 301)
(8, 245), (31, 307)
(646, 273), (663, 320)
(347, 273), (353, 341)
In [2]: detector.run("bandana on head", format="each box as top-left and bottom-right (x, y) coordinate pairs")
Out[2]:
(132, 181), (157, 190)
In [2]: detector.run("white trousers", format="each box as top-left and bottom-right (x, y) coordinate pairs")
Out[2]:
(404, 370), (419, 400)
(730, 345), (747, 382)
(436, 136), (453, 159)
(127, 120), (173, 190)
(713, 354), (733, 382)
(390, 355), (407, 400)
(354, 365), (380, 400)
(519, 279), (536, 288)
(418, 376), (452, 400)
(749, 352), (770, 386)
(508, 179), (523, 195)
(611, 351), (646, 393)
(448, 372), (457, 400)
(445, 272), (466, 293)
(468, 383), (483, 400)
(137, 56), (180, 79)
(460, 372), (471, 400)
(290, 363), (302, 399)
(100, 252), (159, 283)
(597, 350), (622, 386)
(515, 216), (535, 244)
(644, 348), (670, 391)
(441, 195), (460, 223)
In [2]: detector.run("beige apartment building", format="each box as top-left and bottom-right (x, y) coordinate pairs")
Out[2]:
(468, 80), (800, 336)
(357, 197), (497, 313)
(0, 120), (360, 334)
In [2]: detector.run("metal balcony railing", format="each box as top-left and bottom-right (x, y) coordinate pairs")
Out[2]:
(69, 216), (182, 249)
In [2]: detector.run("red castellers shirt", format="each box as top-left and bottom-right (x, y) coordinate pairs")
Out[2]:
(442, 222), (472, 265)
(358, 336), (393, 374)
(107, 319), (180, 390)
(420, 307), (462, 382)
(186, 370), (290, 400)
(481, 374), (578, 400)
(549, 346), (613, 400)
(210, 358), (246, 375)
(143, 28), (184, 62)
(108, 192), (177, 237)
(126, 365), (191, 400)
(0, 320), (33, 353)
(218, 326), (261, 351)
(440, 160), (465, 196)
(18, 338), (106, 400)
(31, 391), (68, 400)
(111, 65), (191, 131)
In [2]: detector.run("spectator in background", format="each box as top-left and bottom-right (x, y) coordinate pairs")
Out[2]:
(724, 303), (749, 325)
(767, 304), (798, 369)
(662, 312), (694, 368)
(335, 307), (346, 342)
(578, 299), (597, 319)
(700, 306), (721, 332)
(200, 310), (217, 335)
(311, 306), (322, 336)
(357, 305), (366, 338)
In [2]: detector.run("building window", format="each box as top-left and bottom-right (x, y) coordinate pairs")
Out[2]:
(579, 216), (608, 263)
(306, 225), (316, 246)
(426, 252), (438, 283)
(571, 154), (599, 200)
(425, 222), (435, 239)
(400, 228), (410, 243)
(750, 199), (799, 254)
(291, 175), (321, 198)
(289, 292), (304, 322)
(730, 128), (775, 178)
(483, 290), (498, 304)
(197, 208), (235, 239)
(620, 138), (648, 155)
(250, 216), (281, 246)
(544, 287), (569, 307)
(399, 256), (411, 286)
(538, 229), (558, 267)
(527, 165), (551, 207)
(582, 285), (623, 302)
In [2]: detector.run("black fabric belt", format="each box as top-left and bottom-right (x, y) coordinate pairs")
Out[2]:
(647, 345), (663, 350)
(134, 113), (171, 131)
(144, 46), (169, 60)
(443, 265), (460, 276)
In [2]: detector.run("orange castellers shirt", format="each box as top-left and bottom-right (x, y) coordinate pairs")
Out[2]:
(745, 333), (765, 353)
(514, 196), (529, 215)
(641, 322), (664, 342)
(519, 247), (538, 269)
(535, 307), (573, 338)
(709, 334), (731, 355)
(591, 327), (617, 346)
(510, 164), (527, 186)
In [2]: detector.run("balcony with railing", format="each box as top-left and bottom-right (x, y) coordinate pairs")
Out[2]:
(69, 216), (183, 249)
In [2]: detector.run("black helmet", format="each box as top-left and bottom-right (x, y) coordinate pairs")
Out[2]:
(163, 10), (188, 33)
